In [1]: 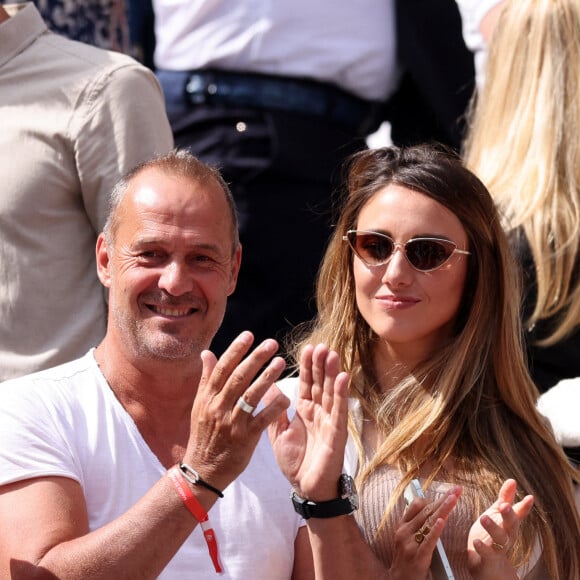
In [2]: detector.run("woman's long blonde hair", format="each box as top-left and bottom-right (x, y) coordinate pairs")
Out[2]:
(292, 145), (580, 579)
(464, 0), (580, 345)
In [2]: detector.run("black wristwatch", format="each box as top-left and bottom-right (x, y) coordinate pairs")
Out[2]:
(291, 474), (359, 519)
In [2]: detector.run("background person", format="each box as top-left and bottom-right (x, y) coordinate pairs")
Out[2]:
(0, 151), (312, 578)
(268, 145), (580, 579)
(0, 2), (173, 381)
(454, 0), (505, 89)
(21, 0), (132, 53)
(463, 0), (580, 394)
(537, 376), (580, 510)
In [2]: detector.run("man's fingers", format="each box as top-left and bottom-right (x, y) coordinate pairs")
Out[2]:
(200, 349), (218, 389)
(236, 355), (287, 413)
(264, 385), (291, 442)
(200, 331), (255, 394)
(256, 392), (291, 431)
(208, 334), (282, 405)
(222, 337), (280, 400)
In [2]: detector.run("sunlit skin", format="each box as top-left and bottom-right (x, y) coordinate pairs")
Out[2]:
(96, 168), (241, 376)
(353, 184), (469, 387)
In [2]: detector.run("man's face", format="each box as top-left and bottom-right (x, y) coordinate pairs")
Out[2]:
(97, 169), (241, 362)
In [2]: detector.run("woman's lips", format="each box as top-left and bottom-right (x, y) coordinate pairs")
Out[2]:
(376, 295), (420, 309)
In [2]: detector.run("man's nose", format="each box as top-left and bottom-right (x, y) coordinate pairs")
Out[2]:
(158, 261), (194, 296)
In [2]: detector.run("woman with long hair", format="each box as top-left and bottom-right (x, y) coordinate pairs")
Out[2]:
(463, 0), (580, 393)
(268, 144), (580, 579)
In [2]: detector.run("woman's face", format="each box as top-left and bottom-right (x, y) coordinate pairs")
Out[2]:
(352, 184), (469, 361)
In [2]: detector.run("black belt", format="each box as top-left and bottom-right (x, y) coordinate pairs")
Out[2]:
(183, 69), (383, 135)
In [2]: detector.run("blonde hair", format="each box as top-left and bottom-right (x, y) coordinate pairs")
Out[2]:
(464, 0), (580, 345)
(292, 145), (580, 579)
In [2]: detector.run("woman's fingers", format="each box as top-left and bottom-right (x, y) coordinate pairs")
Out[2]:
(403, 485), (462, 524)
(479, 514), (509, 550)
(310, 343), (330, 403)
(497, 478), (517, 504)
(511, 494), (534, 520)
(298, 344), (315, 400)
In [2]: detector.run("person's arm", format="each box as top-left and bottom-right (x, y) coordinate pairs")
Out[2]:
(75, 60), (174, 234)
(267, 343), (460, 580)
(0, 333), (290, 578)
(479, 1), (505, 45)
(291, 526), (315, 580)
(0, 474), (215, 578)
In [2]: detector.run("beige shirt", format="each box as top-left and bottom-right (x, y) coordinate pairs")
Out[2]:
(0, 3), (173, 381)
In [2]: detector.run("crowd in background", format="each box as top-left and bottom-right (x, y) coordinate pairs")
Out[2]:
(0, 0), (579, 577)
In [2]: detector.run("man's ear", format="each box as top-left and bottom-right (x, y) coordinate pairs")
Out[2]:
(227, 244), (242, 296)
(96, 233), (112, 288)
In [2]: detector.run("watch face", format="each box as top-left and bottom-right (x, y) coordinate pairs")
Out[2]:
(339, 474), (359, 510)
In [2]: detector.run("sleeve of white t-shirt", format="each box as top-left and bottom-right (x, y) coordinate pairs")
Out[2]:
(0, 378), (82, 486)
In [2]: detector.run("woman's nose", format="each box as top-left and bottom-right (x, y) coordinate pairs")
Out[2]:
(380, 246), (413, 285)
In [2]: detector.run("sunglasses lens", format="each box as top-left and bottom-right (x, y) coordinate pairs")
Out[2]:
(406, 239), (454, 271)
(350, 232), (393, 265)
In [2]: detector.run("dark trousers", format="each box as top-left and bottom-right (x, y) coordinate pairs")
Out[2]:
(157, 70), (367, 358)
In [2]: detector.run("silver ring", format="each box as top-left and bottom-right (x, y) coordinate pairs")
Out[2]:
(236, 396), (255, 414)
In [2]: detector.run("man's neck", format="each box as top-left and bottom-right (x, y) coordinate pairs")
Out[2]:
(93, 340), (203, 467)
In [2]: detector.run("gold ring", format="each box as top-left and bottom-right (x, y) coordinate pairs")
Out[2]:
(236, 396), (255, 414)
(414, 524), (430, 544)
(492, 541), (507, 551)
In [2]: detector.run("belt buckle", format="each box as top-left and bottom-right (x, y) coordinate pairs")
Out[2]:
(185, 73), (211, 105)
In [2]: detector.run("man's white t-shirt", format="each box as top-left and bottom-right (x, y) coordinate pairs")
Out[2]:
(0, 351), (302, 578)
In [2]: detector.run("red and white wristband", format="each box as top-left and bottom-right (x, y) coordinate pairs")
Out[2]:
(167, 465), (223, 573)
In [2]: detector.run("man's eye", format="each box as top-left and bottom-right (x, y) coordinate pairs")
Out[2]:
(139, 251), (164, 260)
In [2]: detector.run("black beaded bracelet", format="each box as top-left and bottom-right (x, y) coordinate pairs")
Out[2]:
(178, 462), (224, 498)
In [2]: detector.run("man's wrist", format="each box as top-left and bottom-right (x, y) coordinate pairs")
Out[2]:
(178, 462), (224, 498)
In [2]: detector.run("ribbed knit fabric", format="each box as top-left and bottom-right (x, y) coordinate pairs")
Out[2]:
(355, 465), (472, 577)
(354, 464), (546, 578)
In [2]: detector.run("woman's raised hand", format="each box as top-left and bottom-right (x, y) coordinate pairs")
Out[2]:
(265, 343), (350, 500)
(467, 479), (534, 579)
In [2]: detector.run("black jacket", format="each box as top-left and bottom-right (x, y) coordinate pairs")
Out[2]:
(385, 0), (476, 151)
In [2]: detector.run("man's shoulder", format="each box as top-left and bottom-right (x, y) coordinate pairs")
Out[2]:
(5, 3), (144, 77)
(38, 31), (146, 77)
(1, 351), (98, 395)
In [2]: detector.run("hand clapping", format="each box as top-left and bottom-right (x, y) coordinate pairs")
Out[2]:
(266, 343), (350, 501)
